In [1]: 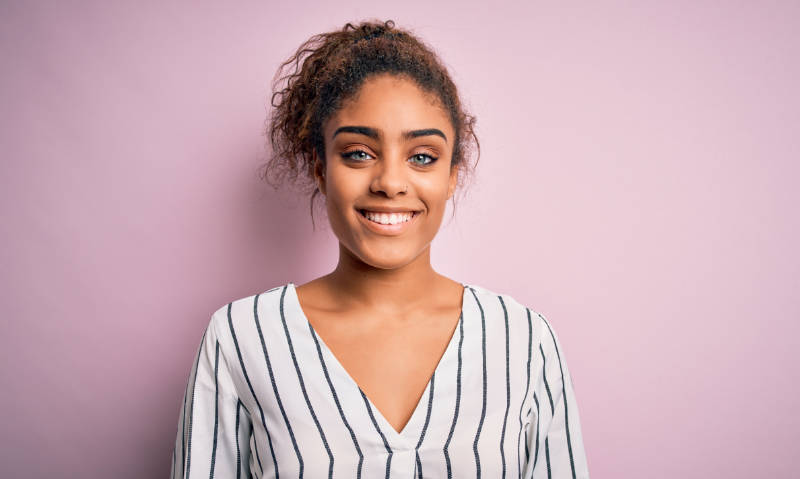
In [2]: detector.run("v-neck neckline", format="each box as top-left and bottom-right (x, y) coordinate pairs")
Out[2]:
(286, 281), (469, 446)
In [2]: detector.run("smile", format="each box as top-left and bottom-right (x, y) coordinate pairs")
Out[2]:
(359, 209), (418, 225)
(356, 209), (421, 235)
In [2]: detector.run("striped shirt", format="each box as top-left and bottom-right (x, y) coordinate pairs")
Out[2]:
(171, 282), (590, 478)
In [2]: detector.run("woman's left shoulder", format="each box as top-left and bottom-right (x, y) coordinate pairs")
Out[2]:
(464, 283), (574, 364)
(463, 282), (531, 309)
(463, 282), (549, 326)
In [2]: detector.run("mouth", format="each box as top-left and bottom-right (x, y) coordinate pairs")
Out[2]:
(357, 209), (421, 225)
(356, 208), (422, 235)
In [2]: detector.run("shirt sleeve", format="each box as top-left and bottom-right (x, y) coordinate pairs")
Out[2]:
(526, 312), (590, 479)
(171, 309), (253, 479)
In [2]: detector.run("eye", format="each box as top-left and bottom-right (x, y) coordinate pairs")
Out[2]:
(340, 149), (374, 162)
(409, 153), (438, 166)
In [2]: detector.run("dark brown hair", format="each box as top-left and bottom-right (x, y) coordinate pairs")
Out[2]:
(260, 19), (479, 228)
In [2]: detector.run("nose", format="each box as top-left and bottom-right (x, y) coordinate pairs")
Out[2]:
(370, 152), (408, 198)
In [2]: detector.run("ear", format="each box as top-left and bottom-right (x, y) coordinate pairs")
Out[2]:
(447, 162), (459, 200)
(313, 150), (326, 196)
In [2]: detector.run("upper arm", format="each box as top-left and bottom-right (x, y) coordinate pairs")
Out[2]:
(525, 312), (590, 479)
(171, 308), (254, 479)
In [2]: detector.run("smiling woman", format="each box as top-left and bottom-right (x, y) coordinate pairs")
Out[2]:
(171, 19), (590, 479)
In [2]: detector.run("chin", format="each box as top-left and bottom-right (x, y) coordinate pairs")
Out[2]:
(356, 244), (420, 270)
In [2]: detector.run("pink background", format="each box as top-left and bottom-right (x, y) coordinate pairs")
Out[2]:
(2, 1), (798, 477)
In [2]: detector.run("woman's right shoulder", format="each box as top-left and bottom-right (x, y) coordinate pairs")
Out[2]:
(206, 282), (293, 336)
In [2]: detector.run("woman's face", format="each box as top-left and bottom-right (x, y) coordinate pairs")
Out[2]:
(315, 73), (458, 270)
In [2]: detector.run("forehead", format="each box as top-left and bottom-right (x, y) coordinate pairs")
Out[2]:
(324, 74), (452, 140)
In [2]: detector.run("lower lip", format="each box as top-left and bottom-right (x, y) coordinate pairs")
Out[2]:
(357, 209), (421, 235)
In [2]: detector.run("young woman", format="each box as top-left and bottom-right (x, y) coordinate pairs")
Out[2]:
(172, 19), (590, 479)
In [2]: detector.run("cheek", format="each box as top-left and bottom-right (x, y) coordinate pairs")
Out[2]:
(325, 186), (352, 224)
(328, 168), (357, 193)
(323, 168), (361, 223)
(418, 172), (453, 208)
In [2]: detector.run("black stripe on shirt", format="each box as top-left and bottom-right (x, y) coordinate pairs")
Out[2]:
(308, 322), (364, 479)
(238, 401), (262, 477)
(545, 438), (552, 479)
(498, 296), (511, 479)
(178, 330), (201, 477)
(278, 286), (334, 478)
(533, 392), (540, 470)
(469, 287), (487, 478)
(209, 340), (221, 478)
(540, 342), (554, 478)
(359, 388), (393, 479)
(415, 371), (436, 479)
(443, 312), (464, 479)
(227, 300), (275, 477)
(235, 400), (242, 479)
(184, 327), (207, 479)
(517, 307), (533, 479)
(540, 344), (555, 414)
(523, 419), (529, 462)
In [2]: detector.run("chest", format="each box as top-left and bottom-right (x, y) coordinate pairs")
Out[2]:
(305, 306), (462, 434)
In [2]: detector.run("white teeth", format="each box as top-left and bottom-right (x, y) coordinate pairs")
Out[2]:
(363, 210), (414, 225)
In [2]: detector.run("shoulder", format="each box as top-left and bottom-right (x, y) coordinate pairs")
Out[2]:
(206, 283), (293, 337)
(463, 282), (541, 319)
(463, 282), (560, 346)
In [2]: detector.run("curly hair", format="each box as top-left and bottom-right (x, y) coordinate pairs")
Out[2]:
(260, 19), (480, 228)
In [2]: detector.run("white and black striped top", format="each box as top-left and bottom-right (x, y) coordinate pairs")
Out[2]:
(171, 282), (590, 478)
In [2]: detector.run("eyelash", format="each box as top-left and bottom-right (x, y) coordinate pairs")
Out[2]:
(340, 149), (439, 166)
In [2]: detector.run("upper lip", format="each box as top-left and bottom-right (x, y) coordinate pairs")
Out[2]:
(357, 206), (421, 213)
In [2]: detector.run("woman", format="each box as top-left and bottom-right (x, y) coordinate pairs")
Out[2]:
(172, 19), (590, 479)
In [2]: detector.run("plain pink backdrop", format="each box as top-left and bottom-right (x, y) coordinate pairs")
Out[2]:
(1, 1), (798, 477)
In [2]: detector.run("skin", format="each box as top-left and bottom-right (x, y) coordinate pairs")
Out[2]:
(295, 73), (466, 434)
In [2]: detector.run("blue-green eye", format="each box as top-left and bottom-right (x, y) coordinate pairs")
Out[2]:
(341, 150), (373, 161)
(410, 153), (438, 166)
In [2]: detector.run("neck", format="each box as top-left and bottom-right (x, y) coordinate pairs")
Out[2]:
(325, 242), (442, 314)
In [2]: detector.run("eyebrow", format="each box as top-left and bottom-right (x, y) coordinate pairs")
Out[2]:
(332, 125), (447, 143)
